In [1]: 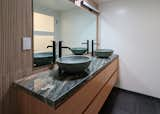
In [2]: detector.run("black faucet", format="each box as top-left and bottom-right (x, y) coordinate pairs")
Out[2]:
(81, 40), (89, 54)
(58, 41), (71, 58)
(91, 40), (94, 56)
(47, 41), (56, 63)
(91, 40), (99, 56)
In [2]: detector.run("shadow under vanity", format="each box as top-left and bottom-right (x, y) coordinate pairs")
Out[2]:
(14, 0), (119, 114)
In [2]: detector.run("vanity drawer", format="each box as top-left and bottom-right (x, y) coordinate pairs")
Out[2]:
(83, 71), (118, 114)
(56, 58), (118, 114)
(16, 58), (119, 114)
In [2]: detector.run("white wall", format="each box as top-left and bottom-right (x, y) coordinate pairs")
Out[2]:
(60, 7), (96, 55)
(100, 0), (160, 98)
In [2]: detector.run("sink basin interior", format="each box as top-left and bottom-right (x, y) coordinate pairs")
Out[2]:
(57, 55), (90, 64)
(56, 55), (91, 74)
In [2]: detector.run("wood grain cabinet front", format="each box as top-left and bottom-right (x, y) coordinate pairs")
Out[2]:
(55, 58), (118, 114)
(83, 71), (118, 114)
(16, 58), (119, 114)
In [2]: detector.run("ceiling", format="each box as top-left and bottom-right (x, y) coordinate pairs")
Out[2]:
(33, 0), (112, 12)
(33, 0), (75, 11)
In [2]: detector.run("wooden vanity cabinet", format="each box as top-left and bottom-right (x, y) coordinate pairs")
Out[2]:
(83, 71), (118, 114)
(16, 58), (119, 114)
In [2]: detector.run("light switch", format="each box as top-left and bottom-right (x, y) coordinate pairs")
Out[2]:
(23, 37), (32, 50)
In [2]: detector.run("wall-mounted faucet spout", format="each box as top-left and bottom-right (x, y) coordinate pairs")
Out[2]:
(81, 40), (89, 54)
(46, 41), (56, 63)
(58, 41), (71, 58)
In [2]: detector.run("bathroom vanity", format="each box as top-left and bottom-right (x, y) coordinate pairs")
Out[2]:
(14, 55), (119, 114)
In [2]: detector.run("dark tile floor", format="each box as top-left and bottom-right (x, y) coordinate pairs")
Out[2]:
(99, 87), (160, 114)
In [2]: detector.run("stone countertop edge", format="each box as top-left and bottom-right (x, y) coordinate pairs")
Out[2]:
(13, 55), (119, 109)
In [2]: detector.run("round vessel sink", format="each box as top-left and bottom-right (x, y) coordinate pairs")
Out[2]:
(95, 49), (113, 58)
(34, 52), (53, 67)
(70, 48), (87, 55)
(56, 55), (91, 74)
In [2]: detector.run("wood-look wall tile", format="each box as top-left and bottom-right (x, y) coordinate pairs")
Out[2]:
(0, 0), (32, 114)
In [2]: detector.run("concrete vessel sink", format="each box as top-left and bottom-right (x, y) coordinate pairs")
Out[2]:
(70, 48), (87, 55)
(95, 49), (113, 58)
(56, 55), (91, 74)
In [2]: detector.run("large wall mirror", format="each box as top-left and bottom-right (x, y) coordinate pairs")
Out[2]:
(33, 0), (97, 68)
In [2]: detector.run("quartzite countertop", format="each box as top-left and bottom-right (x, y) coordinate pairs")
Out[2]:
(14, 54), (118, 108)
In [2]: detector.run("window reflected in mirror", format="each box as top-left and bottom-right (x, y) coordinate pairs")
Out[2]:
(33, 12), (55, 67)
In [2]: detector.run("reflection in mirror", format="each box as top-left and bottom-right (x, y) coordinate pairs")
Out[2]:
(33, 0), (97, 68)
